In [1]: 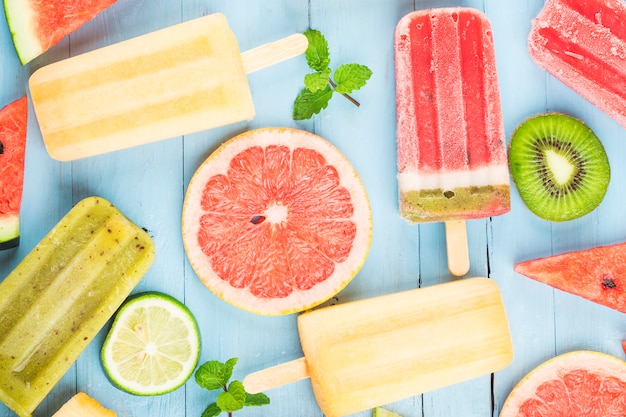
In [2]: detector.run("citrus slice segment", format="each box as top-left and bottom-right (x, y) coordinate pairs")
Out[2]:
(182, 128), (372, 315)
(101, 292), (201, 396)
(500, 350), (626, 416)
(373, 407), (403, 417)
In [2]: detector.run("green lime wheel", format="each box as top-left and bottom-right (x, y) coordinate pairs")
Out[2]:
(101, 292), (201, 396)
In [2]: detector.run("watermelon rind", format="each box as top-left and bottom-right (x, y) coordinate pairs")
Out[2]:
(0, 96), (28, 251)
(3, 0), (41, 65)
(0, 214), (19, 250)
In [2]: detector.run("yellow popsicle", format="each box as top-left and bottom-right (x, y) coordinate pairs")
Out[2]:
(244, 278), (513, 417)
(0, 196), (155, 417)
(52, 393), (116, 417)
(29, 13), (307, 161)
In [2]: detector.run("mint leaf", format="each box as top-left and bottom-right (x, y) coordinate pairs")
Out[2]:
(195, 358), (237, 391)
(293, 86), (333, 120)
(228, 380), (247, 404)
(294, 29), (371, 120)
(333, 64), (372, 94)
(244, 392), (270, 407)
(216, 390), (244, 413)
(304, 68), (331, 93)
(196, 358), (270, 417)
(222, 358), (238, 383)
(195, 361), (227, 390)
(200, 403), (222, 417)
(304, 29), (330, 71)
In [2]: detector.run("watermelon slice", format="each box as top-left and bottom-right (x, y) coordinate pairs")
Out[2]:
(3, 0), (118, 65)
(514, 242), (626, 313)
(0, 96), (28, 250)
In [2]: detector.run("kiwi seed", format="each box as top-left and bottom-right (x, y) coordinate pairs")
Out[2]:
(508, 113), (610, 222)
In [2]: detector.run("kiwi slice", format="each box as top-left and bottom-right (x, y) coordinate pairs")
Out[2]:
(508, 113), (610, 222)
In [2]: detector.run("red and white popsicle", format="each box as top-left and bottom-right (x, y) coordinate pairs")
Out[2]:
(394, 8), (510, 275)
(529, 0), (626, 129)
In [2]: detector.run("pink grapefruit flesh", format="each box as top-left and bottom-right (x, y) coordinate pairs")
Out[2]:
(182, 128), (372, 315)
(501, 350), (626, 417)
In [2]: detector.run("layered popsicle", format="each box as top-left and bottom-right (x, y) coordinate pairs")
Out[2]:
(243, 278), (513, 417)
(52, 393), (116, 417)
(395, 8), (510, 223)
(0, 197), (155, 417)
(29, 13), (307, 161)
(394, 8), (510, 275)
(528, 0), (626, 128)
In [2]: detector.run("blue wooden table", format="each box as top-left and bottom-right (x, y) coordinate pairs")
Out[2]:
(1, 0), (625, 416)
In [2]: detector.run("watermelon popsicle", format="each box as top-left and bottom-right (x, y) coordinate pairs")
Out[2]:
(0, 197), (154, 417)
(528, 0), (626, 128)
(28, 13), (308, 161)
(394, 8), (510, 276)
(243, 278), (513, 417)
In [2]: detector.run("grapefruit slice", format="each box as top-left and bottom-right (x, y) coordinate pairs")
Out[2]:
(3, 0), (117, 64)
(182, 128), (372, 315)
(514, 242), (626, 313)
(500, 350), (626, 417)
(0, 96), (28, 250)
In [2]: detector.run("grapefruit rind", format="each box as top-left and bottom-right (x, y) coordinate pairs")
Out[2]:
(500, 350), (626, 416)
(182, 128), (372, 316)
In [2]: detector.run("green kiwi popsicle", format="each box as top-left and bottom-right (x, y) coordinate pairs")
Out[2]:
(0, 196), (155, 417)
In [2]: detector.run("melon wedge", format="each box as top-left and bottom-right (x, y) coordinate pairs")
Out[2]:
(3, 0), (117, 64)
(0, 96), (28, 250)
(514, 242), (626, 313)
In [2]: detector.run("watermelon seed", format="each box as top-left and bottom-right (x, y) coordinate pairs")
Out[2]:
(250, 215), (266, 225)
(602, 277), (617, 289)
(0, 141), (4, 154)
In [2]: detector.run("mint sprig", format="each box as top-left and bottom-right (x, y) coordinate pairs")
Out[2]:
(293, 29), (372, 120)
(195, 358), (269, 417)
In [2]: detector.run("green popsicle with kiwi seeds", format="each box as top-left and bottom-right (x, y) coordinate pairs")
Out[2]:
(0, 196), (155, 417)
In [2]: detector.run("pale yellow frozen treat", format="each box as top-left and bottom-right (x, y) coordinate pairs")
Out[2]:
(0, 196), (155, 417)
(244, 278), (513, 417)
(52, 393), (116, 417)
(29, 13), (306, 161)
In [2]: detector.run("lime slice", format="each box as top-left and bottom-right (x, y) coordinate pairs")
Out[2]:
(373, 407), (403, 417)
(101, 292), (201, 396)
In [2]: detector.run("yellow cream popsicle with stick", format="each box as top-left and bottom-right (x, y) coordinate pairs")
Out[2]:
(29, 13), (308, 161)
(0, 196), (155, 417)
(52, 393), (116, 417)
(243, 278), (513, 417)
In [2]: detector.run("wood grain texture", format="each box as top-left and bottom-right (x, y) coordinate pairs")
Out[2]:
(1, 0), (624, 416)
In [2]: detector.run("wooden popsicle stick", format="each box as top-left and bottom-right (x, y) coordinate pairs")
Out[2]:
(243, 357), (310, 394)
(445, 220), (470, 276)
(242, 33), (308, 74)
